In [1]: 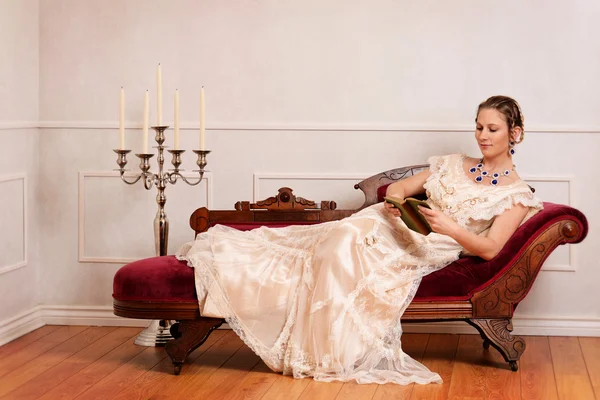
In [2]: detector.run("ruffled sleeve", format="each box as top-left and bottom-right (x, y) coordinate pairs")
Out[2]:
(426, 155), (446, 175)
(471, 184), (544, 223)
(423, 154), (456, 205)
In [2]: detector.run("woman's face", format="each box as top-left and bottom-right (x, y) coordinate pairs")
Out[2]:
(475, 108), (512, 159)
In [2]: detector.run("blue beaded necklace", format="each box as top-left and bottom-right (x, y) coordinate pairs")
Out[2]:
(469, 159), (515, 186)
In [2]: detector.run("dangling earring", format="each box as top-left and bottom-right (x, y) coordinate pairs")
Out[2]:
(509, 141), (516, 155)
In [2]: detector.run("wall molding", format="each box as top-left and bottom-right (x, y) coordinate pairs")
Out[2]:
(37, 120), (600, 133)
(0, 174), (28, 275)
(2, 305), (599, 346)
(522, 175), (576, 272)
(0, 121), (38, 130)
(77, 171), (213, 264)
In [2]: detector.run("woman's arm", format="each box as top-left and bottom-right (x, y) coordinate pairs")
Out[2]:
(385, 170), (431, 198)
(418, 203), (530, 261)
(384, 170), (431, 216)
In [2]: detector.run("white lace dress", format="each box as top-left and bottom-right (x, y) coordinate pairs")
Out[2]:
(176, 153), (543, 385)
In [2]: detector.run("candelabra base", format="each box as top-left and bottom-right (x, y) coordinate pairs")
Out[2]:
(134, 319), (174, 346)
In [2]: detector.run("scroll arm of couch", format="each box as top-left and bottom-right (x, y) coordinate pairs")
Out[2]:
(466, 202), (588, 318)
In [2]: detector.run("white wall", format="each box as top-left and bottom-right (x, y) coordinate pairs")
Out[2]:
(0, 0), (40, 329)
(25, 0), (600, 333)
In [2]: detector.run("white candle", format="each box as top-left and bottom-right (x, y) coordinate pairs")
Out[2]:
(143, 90), (149, 153)
(157, 64), (163, 125)
(119, 87), (125, 149)
(200, 86), (205, 150)
(174, 89), (180, 150)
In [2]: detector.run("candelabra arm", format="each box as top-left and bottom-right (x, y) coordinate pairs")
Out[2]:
(167, 172), (206, 186)
(143, 173), (157, 190)
(114, 149), (143, 185)
(119, 172), (144, 185)
(164, 149), (210, 186)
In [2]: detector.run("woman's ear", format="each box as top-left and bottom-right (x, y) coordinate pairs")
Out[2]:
(511, 127), (523, 143)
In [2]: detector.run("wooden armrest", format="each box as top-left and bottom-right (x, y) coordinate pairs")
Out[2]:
(469, 203), (587, 318)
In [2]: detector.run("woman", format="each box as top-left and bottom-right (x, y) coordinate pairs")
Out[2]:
(177, 95), (543, 385)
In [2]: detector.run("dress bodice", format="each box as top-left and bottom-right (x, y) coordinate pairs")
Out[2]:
(423, 154), (543, 235)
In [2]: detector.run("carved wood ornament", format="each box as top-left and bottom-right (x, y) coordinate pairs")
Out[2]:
(165, 318), (223, 375)
(471, 220), (579, 318)
(235, 187), (337, 211)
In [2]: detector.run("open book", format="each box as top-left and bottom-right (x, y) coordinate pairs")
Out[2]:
(384, 196), (433, 235)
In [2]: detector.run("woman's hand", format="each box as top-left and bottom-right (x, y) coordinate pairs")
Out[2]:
(418, 206), (459, 237)
(384, 201), (401, 217)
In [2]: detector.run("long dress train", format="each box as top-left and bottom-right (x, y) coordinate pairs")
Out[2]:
(176, 153), (543, 384)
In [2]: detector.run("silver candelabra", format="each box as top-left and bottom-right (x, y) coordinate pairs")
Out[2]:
(113, 125), (210, 346)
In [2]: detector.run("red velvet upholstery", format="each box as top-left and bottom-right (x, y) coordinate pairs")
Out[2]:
(113, 255), (197, 302)
(112, 202), (587, 304)
(377, 184), (390, 203)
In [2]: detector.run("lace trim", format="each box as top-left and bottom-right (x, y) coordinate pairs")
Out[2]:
(180, 250), (298, 372)
(358, 219), (393, 255)
(423, 155), (449, 196)
(177, 222), (339, 373)
(329, 243), (459, 373)
(466, 190), (543, 223)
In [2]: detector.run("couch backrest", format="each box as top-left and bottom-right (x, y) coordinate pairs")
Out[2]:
(354, 164), (429, 209)
(190, 208), (356, 236)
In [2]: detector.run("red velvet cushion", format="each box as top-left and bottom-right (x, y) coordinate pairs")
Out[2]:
(113, 203), (587, 303)
(377, 184), (390, 202)
(113, 255), (197, 302)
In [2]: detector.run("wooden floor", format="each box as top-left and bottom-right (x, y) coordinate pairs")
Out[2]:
(0, 326), (598, 400)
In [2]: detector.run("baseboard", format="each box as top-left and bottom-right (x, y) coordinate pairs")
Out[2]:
(403, 315), (600, 337)
(0, 306), (45, 347)
(42, 306), (150, 328)
(0, 305), (148, 346)
(2, 306), (599, 347)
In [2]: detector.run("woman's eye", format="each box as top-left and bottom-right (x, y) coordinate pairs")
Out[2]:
(476, 127), (482, 131)
(489, 129), (497, 133)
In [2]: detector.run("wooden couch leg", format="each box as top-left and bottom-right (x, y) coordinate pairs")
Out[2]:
(467, 318), (526, 372)
(165, 317), (224, 375)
